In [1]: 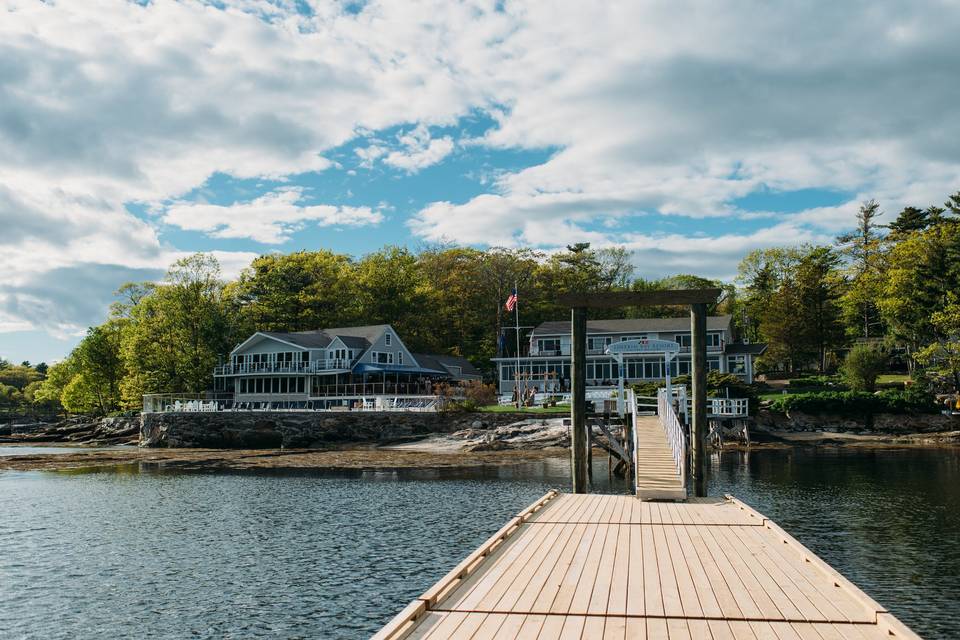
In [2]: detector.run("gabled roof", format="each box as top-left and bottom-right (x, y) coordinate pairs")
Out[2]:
(532, 315), (733, 336)
(260, 331), (332, 349)
(413, 353), (482, 379)
(320, 324), (390, 344)
(232, 324), (392, 354)
(336, 335), (372, 350)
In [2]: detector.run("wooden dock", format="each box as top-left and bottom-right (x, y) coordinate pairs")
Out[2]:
(373, 492), (919, 639)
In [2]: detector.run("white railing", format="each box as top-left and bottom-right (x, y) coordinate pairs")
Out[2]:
(213, 359), (352, 375)
(628, 390), (639, 483)
(709, 397), (749, 417)
(142, 393), (452, 413)
(657, 387), (687, 489)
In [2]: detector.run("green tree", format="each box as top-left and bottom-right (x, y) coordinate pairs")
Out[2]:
(795, 246), (846, 372)
(73, 321), (125, 413)
(837, 200), (886, 339)
(121, 254), (239, 405)
(0, 364), (42, 390)
(233, 250), (357, 332)
(887, 206), (930, 237)
(841, 345), (887, 392)
(34, 359), (77, 413)
(477, 247), (543, 361)
(353, 246), (430, 348)
(736, 247), (802, 343)
(879, 222), (960, 367)
(915, 293), (960, 391)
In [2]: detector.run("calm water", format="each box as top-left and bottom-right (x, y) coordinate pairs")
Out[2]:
(0, 449), (958, 639)
(0, 446), (120, 457)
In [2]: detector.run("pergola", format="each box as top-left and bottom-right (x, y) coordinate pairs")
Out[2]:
(557, 288), (722, 497)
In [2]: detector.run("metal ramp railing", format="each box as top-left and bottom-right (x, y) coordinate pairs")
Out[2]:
(657, 387), (687, 491)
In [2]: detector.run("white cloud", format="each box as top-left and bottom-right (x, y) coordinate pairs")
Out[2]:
(162, 188), (383, 244)
(382, 124), (455, 172)
(2, 0), (960, 348)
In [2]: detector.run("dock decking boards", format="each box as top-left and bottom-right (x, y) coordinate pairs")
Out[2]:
(373, 493), (919, 640)
(634, 416), (686, 501)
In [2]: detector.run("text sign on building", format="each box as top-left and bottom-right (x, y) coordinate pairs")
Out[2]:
(605, 339), (681, 355)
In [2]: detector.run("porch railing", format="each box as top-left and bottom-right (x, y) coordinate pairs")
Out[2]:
(142, 392), (455, 413)
(310, 382), (465, 397)
(214, 359), (352, 375)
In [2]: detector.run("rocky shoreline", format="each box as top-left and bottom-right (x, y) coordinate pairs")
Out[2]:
(0, 416), (140, 446)
(2, 409), (958, 474)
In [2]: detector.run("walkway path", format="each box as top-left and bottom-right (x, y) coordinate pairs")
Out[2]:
(634, 415), (686, 501)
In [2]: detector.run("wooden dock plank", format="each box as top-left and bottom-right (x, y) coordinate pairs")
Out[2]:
(374, 493), (920, 640)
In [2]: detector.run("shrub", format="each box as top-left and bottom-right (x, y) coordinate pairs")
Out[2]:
(769, 389), (939, 416)
(439, 380), (497, 412)
(789, 374), (843, 389)
(841, 345), (888, 392)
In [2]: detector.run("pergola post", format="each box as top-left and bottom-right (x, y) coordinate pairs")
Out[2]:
(690, 302), (708, 497)
(571, 306), (588, 494)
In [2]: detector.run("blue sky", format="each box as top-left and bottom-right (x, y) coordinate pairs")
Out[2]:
(2, 1), (958, 365)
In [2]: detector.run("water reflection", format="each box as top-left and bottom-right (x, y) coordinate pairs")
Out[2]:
(0, 448), (957, 639)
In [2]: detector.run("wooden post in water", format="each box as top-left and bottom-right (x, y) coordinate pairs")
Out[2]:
(690, 302), (708, 497)
(571, 306), (588, 494)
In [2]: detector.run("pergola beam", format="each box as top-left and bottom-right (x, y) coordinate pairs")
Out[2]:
(557, 288), (721, 309)
(561, 287), (721, 496)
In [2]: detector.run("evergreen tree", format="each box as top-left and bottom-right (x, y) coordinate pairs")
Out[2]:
(837, 200), (885, 338)
(887, 206), (929, 237)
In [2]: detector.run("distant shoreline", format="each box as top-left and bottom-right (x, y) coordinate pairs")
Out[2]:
(0, 444), (569, 474)
(3, 431), (960, 475)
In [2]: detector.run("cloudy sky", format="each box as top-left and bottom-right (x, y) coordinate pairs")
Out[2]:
(2, 0), (959, 364)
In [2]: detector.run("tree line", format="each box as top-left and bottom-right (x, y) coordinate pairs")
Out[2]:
(5, 190), (957, 416)
(738, 192), (960, 389)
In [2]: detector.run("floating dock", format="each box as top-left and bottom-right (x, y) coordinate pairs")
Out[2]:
(373, 492), (918, 639)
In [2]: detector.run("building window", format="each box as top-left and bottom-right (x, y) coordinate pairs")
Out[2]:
(385, 333), (392, 346)
(729, 356), (747, 374)
(376, 352), (393, 364)
(398, 352), (403, 365)
(588, 336), (612, 351)
(676, 333), (722, 348)
(538, 338), (561, 353)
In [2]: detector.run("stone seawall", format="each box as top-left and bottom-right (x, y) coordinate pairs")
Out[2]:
(139, 411), (532, 448)
(754, 408), (957, 434)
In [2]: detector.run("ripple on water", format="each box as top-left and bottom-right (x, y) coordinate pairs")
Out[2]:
(0, 449), (958, 639)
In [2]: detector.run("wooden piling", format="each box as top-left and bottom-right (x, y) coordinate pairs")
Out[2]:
(690, 302), (708, 497)
(570, 306), (588, 494)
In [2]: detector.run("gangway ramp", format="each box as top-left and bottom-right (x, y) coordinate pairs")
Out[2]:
(634, 415), (686, 500)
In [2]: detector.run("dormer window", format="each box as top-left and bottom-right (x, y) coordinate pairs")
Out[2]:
(385, 332), (392, 346)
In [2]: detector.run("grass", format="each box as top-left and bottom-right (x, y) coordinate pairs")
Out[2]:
(475, 404), (570, 414)
(760, 392), (791, 402)
(877, 374), (910, 385)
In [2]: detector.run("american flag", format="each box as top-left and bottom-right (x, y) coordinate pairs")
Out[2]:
(505, 288), (518, 312)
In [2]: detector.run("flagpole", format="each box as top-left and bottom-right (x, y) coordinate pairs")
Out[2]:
(514, 280), (522, 408)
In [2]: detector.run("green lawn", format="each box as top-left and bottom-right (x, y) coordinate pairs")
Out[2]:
(475, 404), (570, 414)
(877, 374), (910, 384)
(760, 392), (791, 402)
